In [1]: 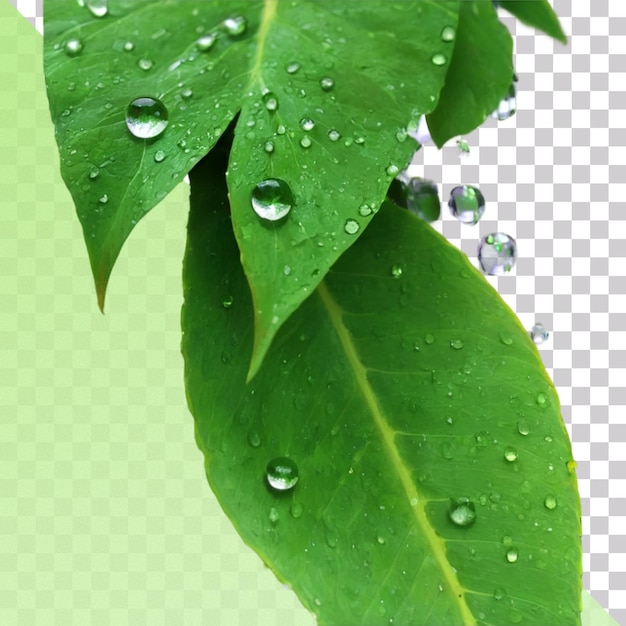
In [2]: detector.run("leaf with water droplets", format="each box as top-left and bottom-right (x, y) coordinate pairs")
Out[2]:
(182, 151), (582, 625)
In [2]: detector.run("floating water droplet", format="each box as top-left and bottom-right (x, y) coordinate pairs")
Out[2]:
(86, 0), (108, 17)
(448, 185), (485, 225)
(223, 15), (246, 36)
(450, 339), (464, 350)
(517, 419), (530, 436)
(530, 323), (549, 345)
(328, 129), (341, 142)
(300, 136), (312, 149)
(320, 76), (335, 91)
(290, 502), (303, 518)
(386, 164), (400, 176)
(506, 548), (519, 563)
(137, 58), (154, 71)
(263, 92), (279, 112)
(448, 498), (476, 528)
(441, 26), (456, 42)
(388, 177), (440, 223)
(264, 141), (274, 154)
(494, 588), (506, 600)
(478, 233), (517, 275)
(123, 41), (134, 52)
(99, 194), (108, 204)
(126, 97), (169, 139)
(154, 150), (166, 163)
(504, 446), (518, 462)
(266, 457), (299, 491)
(544, 494), (557, 510)
(300, 117), (315, 131)
(431, 53), (447, 66)
(344, 219), (360, 235)
(391, 264), (403, 278)
(286, 62), (300, 74)
(65, 39), (83, 56)
(197, 33), (217, 51)
(251, 178), (294, 222)
(492, 82), (517, 121)
(358, 204), (373, 217)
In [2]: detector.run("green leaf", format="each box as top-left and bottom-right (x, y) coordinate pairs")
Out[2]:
(499, 1), (567, 45)
(182, 154), (582, 625)
(581, 591), (620, 626)
(427, 1), (514, 148)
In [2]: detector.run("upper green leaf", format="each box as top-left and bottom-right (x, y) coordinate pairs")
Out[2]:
(499, 0), (567, 45)
(182, 154), (582, 625)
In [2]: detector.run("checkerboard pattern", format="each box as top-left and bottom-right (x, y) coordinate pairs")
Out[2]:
(8, 0), (626, 623)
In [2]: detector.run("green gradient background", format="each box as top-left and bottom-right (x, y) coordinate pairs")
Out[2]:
(0, 2), (616, 625)
(0, 2), (314, 624)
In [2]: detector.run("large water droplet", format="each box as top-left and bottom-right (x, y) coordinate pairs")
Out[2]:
(223, 15), (246, 36)
(266, 457), (299, 491)
(530, 323), (550, 345)
(448, 185), (485, 224)
(300, 117), (315, 131)
(328, 129), (341, 142)
(387, 176), (440, 223)
(431, 53), (447, 66)
(154, 150), (166, 163)
(477, 233), (517, 275)
(506, 548), (519, 563)
(300, 136), (312, 149)
(251, 178), (294, 222)
(264, 141), (274, 154)
(504, 446), (518, 462)
(517, 419), (530, 436)
(450, 339), (464, 350)
(320, 76), (335, 91)
(65, 39), (83, 56)
(344, 219), (360, 235)
(126, 97), (169, 139)
(544, 494), (557, 510)
(492, 82), (517, 121)
(441, 26), (456, 42)
(448, 498), (476, 527)
(263, 92), (279, 112)
(86, 0), (108, 17)
(197, 33), (218, 51)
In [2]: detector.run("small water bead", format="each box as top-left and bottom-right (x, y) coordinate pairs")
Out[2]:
(504, 446), (518, 462)
(477, 233), (517, 275)
(269, 507), (280, 523)
(266, 457), (299, 491)
(126, 97), (169, 139)
(567, 459), (577, 473)
(499, 331), (513, 346)
(286, 62), (300, 74)
(251, 178), (294, 222)
(320, 76), (335, 91)
(448, 498), (476, 528)
(99, 194), (109, 204)
(222, 295), (233, 308)
(344, 219), (360, 235)
(424, 333), (434, 344)
(386, 164), (400, 176)
(300, 136), (312, 149)
(391, 264), (403, 278)
(264, 141), (275, 153)
(517, 419), (530, 436)
(544, 494), (557, 510)
(358, 204), (373, 217)
(88, 167), (100, 179)
(154, 150), (166, 163)
(506, 548), (519, 563)
(138, 58), (154, 71)
(450, 339), (464, 350)
(86, 0), (108, 17)
(441, 25), (456, 42)
(492, 82), (517, 121)
(431, 53), (447, 66)
(290, 502), (303, 518)
(387, 177), (440, 223)
(263, 92), (279, 112)
(536, 392), (547, 406)
(448, 185), (485, 225)
(247, 429), (261, 447)
(276, 124), (286, 135)
(223, 15), (247, 36)
(197, 33), (218, 51)
(123, 41), (134, 52)
(328, 129), (341, 142)
(494, 588), (506, 601)
(530, 323), (550, 345)
(300, 117), (315, 131)
(65, 39), (83, 56)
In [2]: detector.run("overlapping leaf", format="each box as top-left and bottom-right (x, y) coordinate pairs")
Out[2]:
(182, 151), (582, 625)
(499, 0), (567, 44)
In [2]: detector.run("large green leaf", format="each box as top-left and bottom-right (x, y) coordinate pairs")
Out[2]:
(182, 151), (582, 625)
(499, 1), (567, 45)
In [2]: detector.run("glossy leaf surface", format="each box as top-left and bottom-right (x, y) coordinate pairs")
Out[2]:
(499, 0), (567, 44)
(182, 152), (582, 625)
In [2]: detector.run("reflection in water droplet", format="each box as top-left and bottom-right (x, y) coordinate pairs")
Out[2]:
(492, 82), (517, 121)
(387, 177), (440, 223)
(251, 178), (294, 222)
(391, 264), (403, 278)
(223, 15), (247, 36)
(544, 494), (557, 510)
(448, 185), (485, 224)
(154, 150), (166, 163)
(344, 219), (360, 235)
(530, 323), (550, 345)
(450, 339), (464, 350)
(197, 33), (218, 51)
(266, 457), (299, 491)
(300, 117), (315, 131)
(504, 446), (518, 462)
(431, 53), (447, 66)
(138, 58), (154, 71)
(517, 419), (530, 436)
(506, 548), (519, 563)
(448, 498), (476, 527)
(263, 92), (279, 111)
(65, 39), (83, 56)
(320, 76), (335, 91)
(441, 26), (456, 42)
(478, 233), (517, 275)
(126, 97), (169, 139)
(86, 0), (108, 17)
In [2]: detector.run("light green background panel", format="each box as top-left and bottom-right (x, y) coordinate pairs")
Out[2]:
(0, 2), (314, 624)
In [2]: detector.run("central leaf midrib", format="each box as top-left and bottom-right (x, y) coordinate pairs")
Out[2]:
(249, 0), (279, 89)
(317, 280), (476, 626)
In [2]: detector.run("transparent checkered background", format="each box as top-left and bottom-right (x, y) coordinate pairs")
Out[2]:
(10, 0), (626, 623)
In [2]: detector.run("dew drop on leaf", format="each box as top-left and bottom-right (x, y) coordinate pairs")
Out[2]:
(197, 33), (217, 51)
(300, 117), (315, 131)
(477, 233), (517, 275)
(431, 53), (447, 66)
(328, 129), (341, 142)
(251, 178), (294, 222)
(88, 167), (100, 179)
(263, 92), (279, 112)
(358, 204), (373, 217)
(123, 41), (134, 52)
(530, 322), (550, 345)
(286, 61), (300, 74)
(266, 457), (299, 491)
(269, 507), (280, 523)
(492, 82), (517, 121)
(290, 502), (303, 518)
(181, 87), (193, 100)
(517, 419), (530, 436)
(223, 15), (246, 36)
(441, 25), (456, 42)
(319, 76), (335, 92)
(424, 333), (434, 344)
(65, 39), (83, 56)
(450, 339), (464, 350)
(154, 150), (166, 163)
(86, 0), (107, 18)
(448, 498), (476, 528)
(99, 194), (108, 204)
(504, 446), (518, 462)
(499, 331), (513, 346)
(506, 548), (519, 563)
(137, 58), (154, 71)
(247, 429), (261, 448)
(126, 97), (169, 139)
(544, 494), (557, 510)
(536, 392), (547, 406)
(391, 264), (403, 278)
(448, 185), (485, 224)
(386, 164), (400, 176)
(344, 219), (360, 235)
(494, 588), (506, 600)
(264, 141), (274, 154)
(300, 136), (312, 149)
(221, 295), (233, 308)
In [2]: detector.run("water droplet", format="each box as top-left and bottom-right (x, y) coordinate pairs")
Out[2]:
(320, 76), (335, 91)
(478, 233), (517, 275)
(448, 498), (476, 528)
(450, 339), (464, 350)
(269, 507), (280, 523)
(448, 185), (485, 225)
(88, 167), (100, 179)
(137, 58), (154, 71)
(494, 588), (506, 600)
(441, 442), (454, 460)
(247, 429), (261, 447)
(283, 265), (292, 276)
(290, 502), (303, 518)
(264, 141), (274, 153)
(223, 15), (246, 36)
(299, 117), (315, 131)
(506, 548), (519, 563)
(492, 82), (517, 121)
(126, 97), (169, 139)
(395, 129), (408, 143)
(276, 124), (286, 135)
(222, 296), (233, 308)
(441, 26), (456, 42)
(544, 494), (557, 510)
(456, 139), (470, 157)
(266, 457), (299, 491)
(530, 323), (550, 345)
(536, 392), (547, 406)
(517, 419), (530, 436)
(358, 204), (373, 217)
(387, 177), (440, 223)
(123, 41), (134, 52)
(86, 0), (108, 17)
(504, 446), (518, 462)
(181, 87), (193, 100)
(386, 164), (400, 176)
(424, 333), (434, 344)
(251, 178), (294, 222)
(300, 136), (312, 149)
(431, 53), (447, 66)
(263, 92), (279, 112)
(197, 33), (217, 51)
(99, 194), (108, 204)
(328, 129), (341, 142)
(344, 219), (360, 235)
(567, 460), (577, 473)
(154, 150), (166, 163)
(499, 331), (513, 346)
(65, 39), (83, 56)
(286, 62), (300, 74)
(391, 264), (403, 278)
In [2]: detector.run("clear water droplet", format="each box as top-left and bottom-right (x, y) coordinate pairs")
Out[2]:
(424, 333), (434, 344)
(264, 141), (274, 153)
(251, 178), (294, 222)
(300, 117), (315, 131)
(283, 264), (291, 276)
(320, 76), (335, 91)
(395, 129), (408, 143)
(536, 392), (547, 406)
(431, 53), (447, 66)
(126, 97), (169, 139)
(391, 264), (403, 278)
(99, 194), (108, 204)
(328, 129), (341, 142)
(263, 92), (279, 112)
(154, 150), (166, 163)
(492, 82), (517, 121)
(441, 26), (456, 42)
(504, 446), (518, 462)
(530, 323), (549, 345)
(358, 204), (373, 217)
(344, 219), (360, 235)
(448, 498), (476, 527)
(544, 494), (557, 510)
(65, 39), (83, 56)
(300, 136), (312, 149)
(499, 331), (513, 346)
(386, 164), (400, 176)
(388, 177), (440, 223)
(276, 124), (286, 135)
(450, 339), (464, 350)
(494, 588), (506, 600)
(223, 15), (246, 36)
(290, 502), (303, 518)
(448, 185), (485, 225)
(286, 62), (300, 74)
(478, 233), (517, 275)
(88, 167), (100, 179)
(269, 507), (280, 523)
(123, 41), (134, 52)
(197, 33), (217, 51)
(506, 547), (519, 563)
(181, 87), (193, 100)
(247, 429), (261, 447)
(222, 296), (233, 308)
(517, 419), (530, 436)
(86, 0), (108, 17)
(266, 457), (299, 491)
(138, 58), (154, 71)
